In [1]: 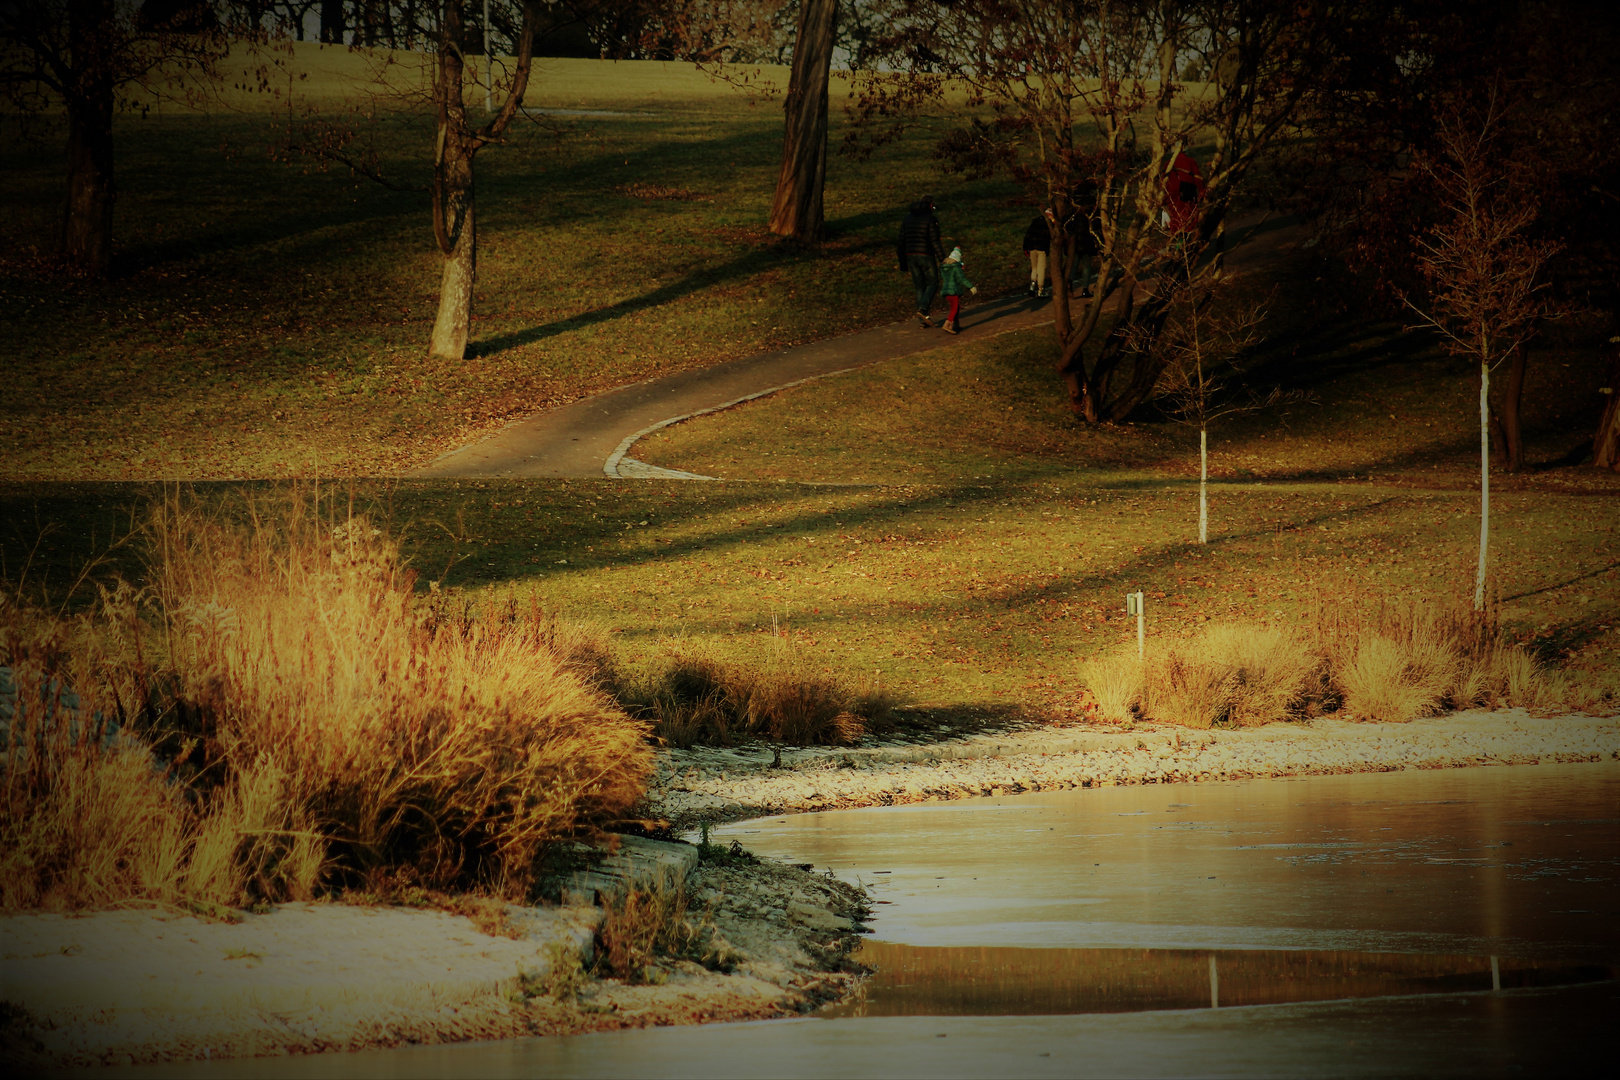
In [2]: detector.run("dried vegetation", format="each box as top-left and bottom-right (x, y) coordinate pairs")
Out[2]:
(0, 490), (651, 913)
(639, 640), (897, 749)
(1080, 594), (1615, 728)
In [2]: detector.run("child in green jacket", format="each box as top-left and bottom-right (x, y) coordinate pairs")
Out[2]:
(939, 247), (977, 334)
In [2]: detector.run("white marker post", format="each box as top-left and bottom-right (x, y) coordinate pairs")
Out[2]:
(1126, 591), (1145, 659)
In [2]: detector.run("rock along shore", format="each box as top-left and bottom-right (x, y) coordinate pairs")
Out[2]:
(646, 708), (1620, 827)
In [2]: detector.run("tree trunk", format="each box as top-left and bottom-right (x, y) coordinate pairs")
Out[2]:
(429, 183), (475, 359)
(1475, 360), (1490, 610)
(320, 0), (345, 43)
(429, 5), (476, 360)
(767, 0), (836, 241)
(61, 0), (115, 277)
(422, 1), (536, 361)
(1497, 343), (1526, 472)
(1594, 352), (1620, 471)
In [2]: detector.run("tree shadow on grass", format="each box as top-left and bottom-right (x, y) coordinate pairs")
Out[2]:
(466, 207), (900, 359)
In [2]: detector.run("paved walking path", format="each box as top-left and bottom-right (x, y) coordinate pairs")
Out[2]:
(415, 293), (1059, 480)
(414, 215), (1303, 481)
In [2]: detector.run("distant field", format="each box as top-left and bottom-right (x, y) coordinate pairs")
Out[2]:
(0, 52), (1029, 481)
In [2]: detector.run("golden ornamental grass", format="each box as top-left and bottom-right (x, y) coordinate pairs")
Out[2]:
(1079, 594), (1587, 729)
(1, 489), (653, 912)
(1078, 651), (1142, 723)
(643, 637), (873, 748)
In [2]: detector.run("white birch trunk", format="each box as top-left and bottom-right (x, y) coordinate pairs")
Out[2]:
(1199, 427), (1208, 544)
(1475, 361), (1490, 609)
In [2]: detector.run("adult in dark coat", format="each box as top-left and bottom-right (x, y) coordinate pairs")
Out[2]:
(1022, 215), (1050, 296)
(1069, 178), (1101, 295)
(897, 196), (946, 326)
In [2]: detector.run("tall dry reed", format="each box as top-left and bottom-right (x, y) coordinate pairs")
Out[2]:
(1, 488), (653, 911)
(1078, 592), (1597, 729)
(641, 636), (881, 748)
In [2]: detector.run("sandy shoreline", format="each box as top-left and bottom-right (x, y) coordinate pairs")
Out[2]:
(647, 708), (1620, 826)
(5, 708), (1616, 1071)
(1, 841), (871, 1071)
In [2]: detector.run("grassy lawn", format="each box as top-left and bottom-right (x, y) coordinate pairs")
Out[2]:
(0, 52), (1032, 481)
(3, 53), (1615, 730)
(6, 405), (1615, 728)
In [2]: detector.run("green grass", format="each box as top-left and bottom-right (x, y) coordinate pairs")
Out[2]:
(6, 460), (1615, 727)
(3, 54), (1614, 730)
(0, 54), (1031, 481)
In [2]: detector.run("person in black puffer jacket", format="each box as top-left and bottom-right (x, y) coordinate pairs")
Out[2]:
(897, 196), (946, 327)
(1022, 214), (1050, 297)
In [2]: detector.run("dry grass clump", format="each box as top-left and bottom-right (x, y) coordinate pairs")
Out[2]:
(1216, 625), (1326, 727)
(641, 639), (884, 748)
(1315, 596), (1565, 722)
(1140, 647), (1238, 730)
(0, 604), (323, 912)
(1078, 594), (1593, 728)
(1, 488), (652, 913)
(594, 869), (733, 984)
(1077, 651), (1142, 723)
(1084, 625), (1320, 729)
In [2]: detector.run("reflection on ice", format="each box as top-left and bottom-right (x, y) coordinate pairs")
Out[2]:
(827, 941), (1618, 1017)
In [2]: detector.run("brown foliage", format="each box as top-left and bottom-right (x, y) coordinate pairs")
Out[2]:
(0, 489), (652, 911)
(1080, 592), (1604, 729)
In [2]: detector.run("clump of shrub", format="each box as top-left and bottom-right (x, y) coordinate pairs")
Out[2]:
(1134, 625), (1322, 729)
(639, 640), (893, 749)
(0, 489), (651, 913)
(594, 869), (736, 983)
(0, 599), (324, 912)
(1077, 651), (1142, 724)
(1078, 595), (1603, 729)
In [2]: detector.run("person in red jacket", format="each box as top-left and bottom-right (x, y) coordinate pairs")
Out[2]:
(1163, 151), (1206, 238)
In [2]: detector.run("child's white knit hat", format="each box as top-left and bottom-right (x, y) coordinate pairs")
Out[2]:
(946, 247), (962, 262)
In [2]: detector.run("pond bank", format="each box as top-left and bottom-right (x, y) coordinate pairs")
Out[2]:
(7, 708), (1615, 1070)
(1, 845), (869, 1071)
(647, 708), (1620, 827)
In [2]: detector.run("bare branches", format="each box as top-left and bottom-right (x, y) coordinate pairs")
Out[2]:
(844, 0), (1335, 423)
(1403, 87), (1563, 372)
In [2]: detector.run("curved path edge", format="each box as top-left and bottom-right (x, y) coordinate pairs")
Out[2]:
(413, 292), (1055, 480)
(412, 214), (1305, 482)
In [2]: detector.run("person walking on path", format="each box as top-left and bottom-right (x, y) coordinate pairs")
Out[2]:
(1022, 214), (1050, 297)
(898, 196), (946, 326)
(1163, 151), (1206, 240)
(939, 247), (977, 334)
(1069, 178), (1101, 297)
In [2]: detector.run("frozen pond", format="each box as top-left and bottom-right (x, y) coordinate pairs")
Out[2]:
(90, 762), (1618, 1078)
(716, 759), (1619, 960)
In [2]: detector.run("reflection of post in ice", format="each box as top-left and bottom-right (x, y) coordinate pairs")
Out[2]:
(824, 942), (1617, 1018)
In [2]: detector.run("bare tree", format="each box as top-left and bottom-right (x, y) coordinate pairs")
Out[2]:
(271, 1), (540, 360)
(845, 0), (1342, 421)
(766, 0), (835, 241)
(425, 1), (537, 359)
(0, 0), (230, 276)
(1404, 92), (1561, 609)
(1139, 244), (1279, 543)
